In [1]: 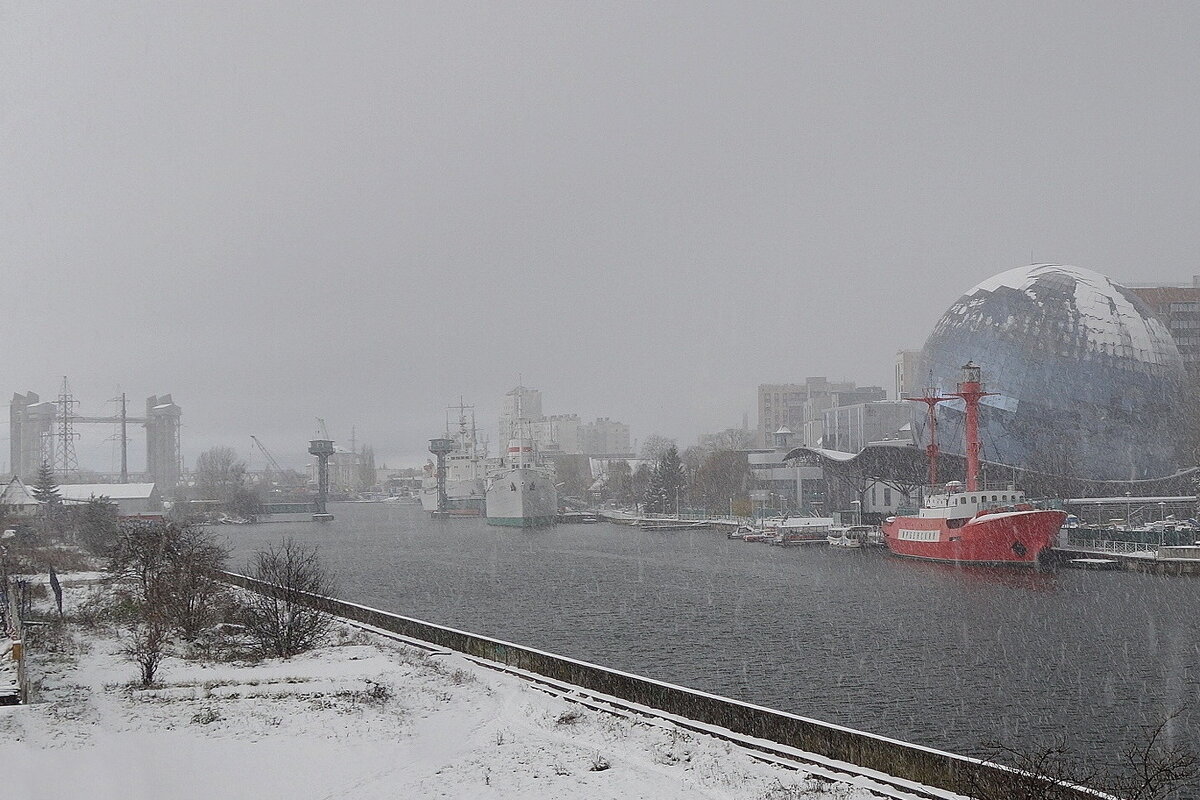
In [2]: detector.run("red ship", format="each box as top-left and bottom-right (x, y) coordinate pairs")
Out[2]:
(881, 362), (1067, 566)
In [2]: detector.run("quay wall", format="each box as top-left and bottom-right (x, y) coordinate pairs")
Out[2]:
(218, 570), (1103, 800)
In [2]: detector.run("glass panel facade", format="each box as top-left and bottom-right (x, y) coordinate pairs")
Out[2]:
(918, 265), (1186, 481)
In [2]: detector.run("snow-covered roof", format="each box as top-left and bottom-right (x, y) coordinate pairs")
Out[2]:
(0, 476), (38, 506)
(57, 483), (158, 501)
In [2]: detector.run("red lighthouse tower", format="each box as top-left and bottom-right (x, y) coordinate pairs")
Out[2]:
(950, 361), (994, 491)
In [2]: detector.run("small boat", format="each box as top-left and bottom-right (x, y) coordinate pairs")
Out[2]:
(827, 525), (874, 548)
(728, 525), (754, 540)
(771, 516), (836, 545)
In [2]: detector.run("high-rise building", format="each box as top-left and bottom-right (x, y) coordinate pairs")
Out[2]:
(757, 379), (887, 448)
(756, 384), (808, 447)
(1126, 277), (1200, 377)
(583, 417), (632, 456)
(821, 400), (914, 453)
(498, 387), (631, 456)
(498, 386), (543, 446)
(530, 414), (582, 453)
(801, 384), (886, 447)
(894, 350), (921, 399)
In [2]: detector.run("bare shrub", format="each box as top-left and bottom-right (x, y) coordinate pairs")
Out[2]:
(240, 539), (335, 659)
(161, 526), (229, 641)
(122, 618), (168, 687)
(109, 520), (228, 641)
(589, 754), (611, 772)
(556, 709), (584, 725)
(190, 706), (222, 725)
(969, 713), (1198, 800)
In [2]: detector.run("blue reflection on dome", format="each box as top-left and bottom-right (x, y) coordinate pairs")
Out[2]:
(919, 264), (1186, 481)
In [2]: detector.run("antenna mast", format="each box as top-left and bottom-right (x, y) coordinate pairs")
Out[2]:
(906, 381), (953, 486)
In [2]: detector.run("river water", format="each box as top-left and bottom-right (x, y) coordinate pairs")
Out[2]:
(220, 502), (1200, 772)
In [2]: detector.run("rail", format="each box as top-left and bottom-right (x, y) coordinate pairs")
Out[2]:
(218, 570), (1107, 800)
(1067, 538), (1158, 556)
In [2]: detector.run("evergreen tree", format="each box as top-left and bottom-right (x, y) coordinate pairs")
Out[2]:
(641, 445), (688, 514)
(644, 463), (666, 514)
(654, 445), (687, 514)
(32, 461), (62, 507)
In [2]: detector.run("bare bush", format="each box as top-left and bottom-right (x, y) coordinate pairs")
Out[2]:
(109, 520), (228, 641)
(161, 526), (229, 641)
(240, 539), (335, 659)
(122, 618), (168, 687)
(969, 714), (1198, 800)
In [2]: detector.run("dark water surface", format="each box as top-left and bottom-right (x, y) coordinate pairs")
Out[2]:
(221, 502), (1200, 767)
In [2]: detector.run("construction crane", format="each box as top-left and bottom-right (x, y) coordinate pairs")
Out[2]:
(251, 435), (288, 487)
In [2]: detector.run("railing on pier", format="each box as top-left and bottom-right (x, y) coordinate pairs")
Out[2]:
(1067, 538), (1158, 556)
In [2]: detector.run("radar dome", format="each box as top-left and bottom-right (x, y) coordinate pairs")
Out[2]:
(920, 264), (1186, 481)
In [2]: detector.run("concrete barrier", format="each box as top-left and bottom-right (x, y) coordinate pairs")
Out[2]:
(219, 570), (1106, 799)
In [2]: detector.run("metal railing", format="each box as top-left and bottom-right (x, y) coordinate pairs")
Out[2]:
(1067, 537), (1158, 555)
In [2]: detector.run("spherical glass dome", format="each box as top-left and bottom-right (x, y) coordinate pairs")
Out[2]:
(919, 264), (1186, 481)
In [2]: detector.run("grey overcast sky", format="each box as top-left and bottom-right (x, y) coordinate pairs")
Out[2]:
(3, 2), (1200, 469)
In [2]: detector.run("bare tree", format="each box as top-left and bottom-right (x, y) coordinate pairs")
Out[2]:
(122, 617), (168, 687)
(194, 446), (247, 502)
(109, 520), (229, 641)
(241, 539), (335, 659)
(1107, 713), (1200, 800)
(161, 525), (229, 641)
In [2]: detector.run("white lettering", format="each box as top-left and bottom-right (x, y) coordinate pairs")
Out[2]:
(898, 529), (940, 542)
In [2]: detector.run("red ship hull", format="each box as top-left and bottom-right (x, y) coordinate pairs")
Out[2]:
(882, 509), (1067, 566)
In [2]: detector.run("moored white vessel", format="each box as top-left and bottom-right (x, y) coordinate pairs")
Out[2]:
(485, 434), (557, 527)
(420, 400), (490, 515)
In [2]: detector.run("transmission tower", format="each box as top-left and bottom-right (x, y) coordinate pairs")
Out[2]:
(55, 376), (80, 478)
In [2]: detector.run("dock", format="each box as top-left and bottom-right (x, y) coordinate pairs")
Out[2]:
(1053, 546), (1200, 575)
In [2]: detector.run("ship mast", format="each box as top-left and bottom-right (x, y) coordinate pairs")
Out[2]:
(950, 361), (994, 492)
(907, 385), (953, 486)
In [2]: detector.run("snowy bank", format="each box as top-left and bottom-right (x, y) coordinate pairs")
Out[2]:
(0, 574), (888, 800)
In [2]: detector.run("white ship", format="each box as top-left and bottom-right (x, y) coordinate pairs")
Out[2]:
(420, 401), (490, 515)
(485, 435), (557, 527)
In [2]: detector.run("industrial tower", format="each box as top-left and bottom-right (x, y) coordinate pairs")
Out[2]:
(309, 437), (335, 522)
(9, 383), (181, 491)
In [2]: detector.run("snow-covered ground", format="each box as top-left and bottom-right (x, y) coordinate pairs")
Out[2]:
(0, 575), (919, 800)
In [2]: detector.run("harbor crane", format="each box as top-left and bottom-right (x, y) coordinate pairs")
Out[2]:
(250, 435), (288, 486)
